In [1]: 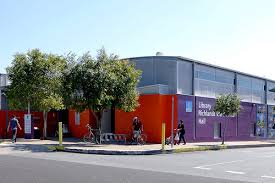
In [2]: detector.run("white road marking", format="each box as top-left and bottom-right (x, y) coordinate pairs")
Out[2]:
(241, 150), (253, 153)
(193, 160), (245, 169)
(263, 154), (275, 158)
(226, 171), (245, 175)
(261, 175), (275, 179)
(193, 167), (211, 170)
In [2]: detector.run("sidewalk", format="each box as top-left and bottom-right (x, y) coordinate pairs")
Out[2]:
(1, 138), (275, 155)
(62, 140), (275, 155)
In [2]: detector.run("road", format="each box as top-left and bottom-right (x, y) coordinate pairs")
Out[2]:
(1, 144), (275, 182)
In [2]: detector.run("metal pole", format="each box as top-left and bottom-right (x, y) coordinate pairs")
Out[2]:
(171, 96), (174, 148)
(58, 122), (63, 146)
(161, 123), (166, 150)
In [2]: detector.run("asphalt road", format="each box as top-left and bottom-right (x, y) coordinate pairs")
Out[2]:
(0, 155), (245, 183)
(1, 144), (275, 182)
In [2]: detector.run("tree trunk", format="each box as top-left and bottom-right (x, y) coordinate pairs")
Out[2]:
(111, 104), (115, 133)
(28, 101), (30, 114)
(222, 119), (228, 145)
(91, 110), (103, 144)
(43, 110), (48, 139)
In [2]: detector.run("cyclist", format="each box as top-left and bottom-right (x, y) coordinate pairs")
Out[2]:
(132, 117), (143, 143)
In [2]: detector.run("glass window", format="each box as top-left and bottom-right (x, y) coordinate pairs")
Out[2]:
(238, 79), (251, 89)
(197, 71), (215, 81)
(195, 71), (199, 78)
(252, 80), (264, 91)
(216, 76), (234, 85)
(75, 112), (80, 125)
(215, 70), (235, 85)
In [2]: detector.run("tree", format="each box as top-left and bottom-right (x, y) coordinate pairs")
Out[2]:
(62, 48), (141, 136)
(6, 49), (67, 138)
(214, 93), (241, 145)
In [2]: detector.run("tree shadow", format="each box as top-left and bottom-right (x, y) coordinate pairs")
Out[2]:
(0, 144), (55, 153)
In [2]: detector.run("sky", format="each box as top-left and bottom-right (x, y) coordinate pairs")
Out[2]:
(1, 0), (275, 79)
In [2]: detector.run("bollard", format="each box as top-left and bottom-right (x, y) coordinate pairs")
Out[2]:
(161, 123), (166, 150)
(58, 122), (63, 146)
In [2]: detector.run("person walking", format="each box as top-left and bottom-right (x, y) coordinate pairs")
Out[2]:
(177, 120), (186, 145)
(132, 116), (143, 143)
(7, 115), (22, 143)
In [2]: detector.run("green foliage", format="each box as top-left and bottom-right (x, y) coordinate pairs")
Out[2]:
(6, 49), (66, 112)
(214, 93), (241, 117)
(62, 48), (141, 114)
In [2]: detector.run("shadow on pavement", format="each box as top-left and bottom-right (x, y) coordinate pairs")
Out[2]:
(0, 144), (54, 153)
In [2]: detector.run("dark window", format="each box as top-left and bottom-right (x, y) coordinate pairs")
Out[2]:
(214, 122), (221, 139)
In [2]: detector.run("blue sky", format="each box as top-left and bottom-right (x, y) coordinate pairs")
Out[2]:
(1, 0), (275, 79)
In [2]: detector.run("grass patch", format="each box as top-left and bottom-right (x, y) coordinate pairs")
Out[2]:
(47, 145), (65, 151)
(172, 145), (228, 153)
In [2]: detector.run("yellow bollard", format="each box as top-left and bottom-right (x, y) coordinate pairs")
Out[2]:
(59, 122), (63, 146)
(161, 123), (166, 150)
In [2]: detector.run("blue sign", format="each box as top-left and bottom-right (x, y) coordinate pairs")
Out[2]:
(186, 101), (192, 112)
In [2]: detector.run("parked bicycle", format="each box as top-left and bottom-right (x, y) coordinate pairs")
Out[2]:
(131, 117), (147, 145)
(131, 132), (147, 145)
(83, 124), (100, 144)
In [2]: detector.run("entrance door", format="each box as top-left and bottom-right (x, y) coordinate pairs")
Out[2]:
(101, 109), (111, 133)
(214, 122), (221, 139)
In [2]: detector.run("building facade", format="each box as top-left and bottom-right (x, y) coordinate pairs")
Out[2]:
(0, 73), (63, 139)
(1, 56), (274, 143)
(0, 73), (10, 110)
(114, 56), (275, 143)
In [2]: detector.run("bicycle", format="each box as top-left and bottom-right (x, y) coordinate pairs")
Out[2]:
(83, 124), (100, 144)
(131, 131), (147, 145)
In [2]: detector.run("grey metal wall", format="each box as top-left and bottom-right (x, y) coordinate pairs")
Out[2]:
(131, 57), (177, 94)
(0, 89), (7, 110)
(154, 57), (177, 93)
(131, 56), (270, 105)
(177, 60), (193, 95)
(0, 74), (9, 87)
(132, 57), (154, 87)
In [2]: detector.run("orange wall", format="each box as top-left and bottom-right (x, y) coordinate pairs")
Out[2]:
(0, 111), (6, 138)
(68, 109), (97, 138)
(115, 94), (178, 143)
(0, 110), (57, 139)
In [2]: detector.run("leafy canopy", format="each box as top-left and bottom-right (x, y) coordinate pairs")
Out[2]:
(6, 49), (66, 112)
(62, 48), (141, 113)
(214, 93), (241, 117)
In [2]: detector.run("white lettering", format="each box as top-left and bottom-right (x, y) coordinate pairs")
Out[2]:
(198, 110), (216, 117)
(198, 118), (206, 125)
(198, 102), (212, 110)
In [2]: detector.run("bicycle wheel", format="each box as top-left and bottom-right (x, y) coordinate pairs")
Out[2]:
(83, 134), (92, 143)
(138, 134), (147, 145)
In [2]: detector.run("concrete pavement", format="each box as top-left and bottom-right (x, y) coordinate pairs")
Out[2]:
(1, 138), (275, 155)
(2, 144), (275, 182)
(0, 154), (249, 183)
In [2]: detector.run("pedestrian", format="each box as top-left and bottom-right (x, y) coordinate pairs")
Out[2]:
(177, 120), (186, 145)
(7, 115), (22, 143)
(132, 116), (143, 143)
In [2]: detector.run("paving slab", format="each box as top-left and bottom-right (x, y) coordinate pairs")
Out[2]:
(1, 138), (275, 155)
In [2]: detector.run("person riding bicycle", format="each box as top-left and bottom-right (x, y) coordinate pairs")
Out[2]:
(132, 117), (143, 142)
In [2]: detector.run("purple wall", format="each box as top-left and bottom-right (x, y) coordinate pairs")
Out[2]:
(195, 97), (237, 141)
(177, 95), (195, 141)
(237, 102), (256, 139)
(177, 94), (269, 142)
